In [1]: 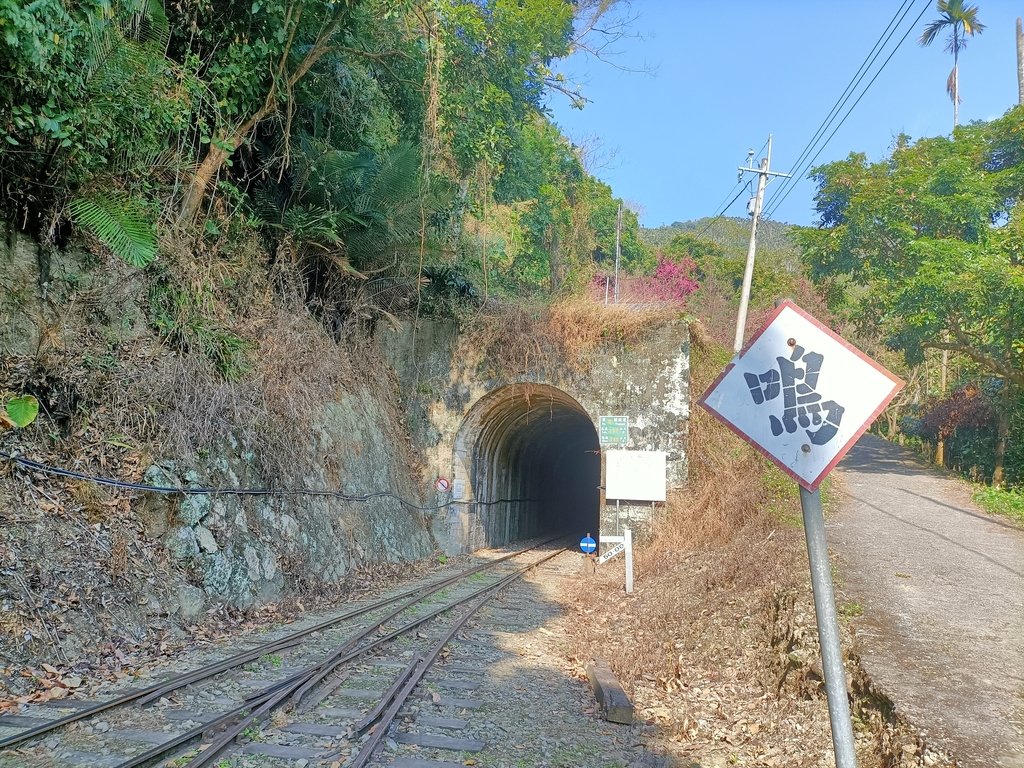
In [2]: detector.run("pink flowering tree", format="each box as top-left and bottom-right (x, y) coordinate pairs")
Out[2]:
(647, 255), (700, 301)
(589, 256), (700, 304)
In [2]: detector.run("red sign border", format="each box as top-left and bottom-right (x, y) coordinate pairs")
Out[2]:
(697, 300), (905, 491)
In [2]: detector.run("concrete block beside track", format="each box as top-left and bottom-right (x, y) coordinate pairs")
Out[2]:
(586, 658), (634, 725)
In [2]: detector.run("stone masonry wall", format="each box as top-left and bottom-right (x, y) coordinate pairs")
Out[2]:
(380, 318), (691, 552)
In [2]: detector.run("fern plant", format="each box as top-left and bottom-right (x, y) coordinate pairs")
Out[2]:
(1, 0), (196, 233)
(68, 193), (157, 267)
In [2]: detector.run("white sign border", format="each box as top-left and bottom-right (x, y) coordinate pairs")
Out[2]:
(698, 300), (904, 491)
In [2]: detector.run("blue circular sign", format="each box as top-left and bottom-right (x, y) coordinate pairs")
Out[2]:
(579, 535), (597, 554)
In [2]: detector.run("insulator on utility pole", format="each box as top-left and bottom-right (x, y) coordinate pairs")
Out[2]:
(733, 134), (791, 355)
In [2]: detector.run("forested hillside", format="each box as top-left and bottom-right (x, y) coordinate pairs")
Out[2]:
(0, 0), (650, 319)
(639, 216), (828, 344)
(644, 216), (794, 254)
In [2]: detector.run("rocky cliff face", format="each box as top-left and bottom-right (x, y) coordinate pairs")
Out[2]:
(136, 387), (434, 612)
(0, 226), (433, 670)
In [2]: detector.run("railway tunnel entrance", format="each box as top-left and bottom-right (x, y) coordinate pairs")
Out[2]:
(452, 384), (600, 550)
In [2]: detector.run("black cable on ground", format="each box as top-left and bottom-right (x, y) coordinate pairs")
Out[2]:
(0, 450), (532, 512)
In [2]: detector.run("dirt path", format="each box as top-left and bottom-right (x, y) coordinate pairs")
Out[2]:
(832, 434), (1024, 767)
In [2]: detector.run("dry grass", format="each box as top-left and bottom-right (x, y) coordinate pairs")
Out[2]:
(149, 299), (358, 486)
(633, 320), (790, 579)
(564, 321), (803, 685)
(463, 298), (682, 378)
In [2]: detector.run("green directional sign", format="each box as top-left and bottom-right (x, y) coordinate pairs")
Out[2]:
(599, 415), (629, 446)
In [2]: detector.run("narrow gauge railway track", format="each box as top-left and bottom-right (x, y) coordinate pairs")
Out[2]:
(0, 539), (568, 768)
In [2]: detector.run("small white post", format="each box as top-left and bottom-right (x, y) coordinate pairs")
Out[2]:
(624, 527), (634, 594)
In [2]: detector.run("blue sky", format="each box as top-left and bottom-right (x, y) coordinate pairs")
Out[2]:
(546, 0), (1021, 228)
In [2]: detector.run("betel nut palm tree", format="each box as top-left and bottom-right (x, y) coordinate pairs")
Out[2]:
(919, 2), (984, 407)
(919, 0), (985, 128)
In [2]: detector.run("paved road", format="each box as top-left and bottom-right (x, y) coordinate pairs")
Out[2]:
(832, 434), (1024, 767)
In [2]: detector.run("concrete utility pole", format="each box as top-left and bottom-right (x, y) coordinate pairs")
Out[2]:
(1017, 18), (1024, 105)
(733, 135), (791, 354)
(613, 202), (622, 304)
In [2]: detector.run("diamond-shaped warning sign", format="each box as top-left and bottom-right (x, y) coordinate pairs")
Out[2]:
(699, 301), (904, 490)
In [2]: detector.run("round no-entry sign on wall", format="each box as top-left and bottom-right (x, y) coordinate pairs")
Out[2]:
(579, 535), (596, 554)
(435, 477), (451, 493)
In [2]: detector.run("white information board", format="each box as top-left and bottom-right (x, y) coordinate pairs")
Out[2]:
(699, 300), (903, 490)
(605, 450), (666, 501)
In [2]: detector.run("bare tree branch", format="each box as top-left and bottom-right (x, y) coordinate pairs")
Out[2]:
(923, 320), (1024, 386)
(567, 0), (653, 75)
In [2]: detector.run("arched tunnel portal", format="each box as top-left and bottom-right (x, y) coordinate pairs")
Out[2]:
(452, 384), (600, 550)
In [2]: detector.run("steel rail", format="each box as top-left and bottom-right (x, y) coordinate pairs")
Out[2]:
(0, 537), (561, 751)
(175, 545), (567, 768)
(353, 656), (418, 731)
(105, 543), (565, 768)
(346, 547), (565, 767)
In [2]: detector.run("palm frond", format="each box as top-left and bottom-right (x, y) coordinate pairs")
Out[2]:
(919, 19), (946, 47)
(69, 193), (158, 268)
(281, 205), (345, 244)
(251, 185), (288, 226)
(360, 142), (421, 219)
(303, 148), (371, 207)
(136, 0), (171, 49)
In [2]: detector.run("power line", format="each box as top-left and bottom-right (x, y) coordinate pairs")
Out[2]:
(763, 0), (931, 221)
(0, 450), (531, 512)
(705, 179), (744, 224)
(763, 0), (917, 215)
(763, 0), (930, 221)
(693, 184), (748, 240)
(763, 0), (920, 216)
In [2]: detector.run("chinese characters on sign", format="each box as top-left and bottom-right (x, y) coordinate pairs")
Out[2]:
(698, 301), (903, 490)
(744, 344), (845, 446)
(599, 415), (629, 446)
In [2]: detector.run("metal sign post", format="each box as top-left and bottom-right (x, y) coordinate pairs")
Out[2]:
(801, 487), (856, 766)
(699, 300), (906, 768)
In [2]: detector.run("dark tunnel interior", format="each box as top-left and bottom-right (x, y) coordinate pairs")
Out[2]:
(467, 386), (600, 547)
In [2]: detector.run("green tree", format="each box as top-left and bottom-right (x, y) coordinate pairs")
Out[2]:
(171, 0), (363, 222)
(919, 0), (985, 128)
(0, 0), (193, 254)
(584, 186), (652, 275)
(0, 0), (638, 309)
(799, 110), (1024, 485)
(437, 0), (574, 174)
